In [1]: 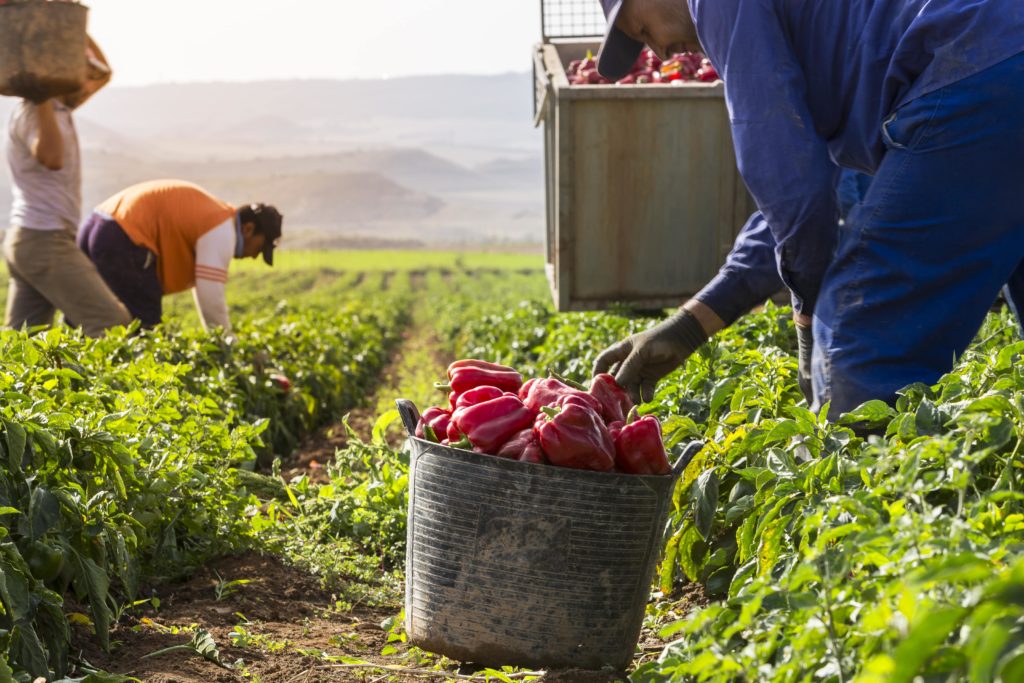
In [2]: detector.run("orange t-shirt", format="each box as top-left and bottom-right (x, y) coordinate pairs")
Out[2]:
(97, 180), (236, 294)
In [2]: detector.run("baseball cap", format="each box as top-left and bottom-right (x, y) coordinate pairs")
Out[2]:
(251, 204), (283, 266)
(597, 0), (645, 81)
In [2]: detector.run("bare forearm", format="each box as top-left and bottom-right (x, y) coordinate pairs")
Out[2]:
(682, 299), (727, 337)
(86, 34), (113, 83)
(32, 102), (64, 170)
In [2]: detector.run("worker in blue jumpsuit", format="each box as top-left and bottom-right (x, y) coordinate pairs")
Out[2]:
(592, 0), (1024, 418)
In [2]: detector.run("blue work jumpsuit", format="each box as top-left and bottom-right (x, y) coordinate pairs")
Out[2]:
(689, 0), (1024, 417)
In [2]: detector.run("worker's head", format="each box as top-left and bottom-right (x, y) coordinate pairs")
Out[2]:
(597, 0), (701, 80)
(237, 204), (283, 265)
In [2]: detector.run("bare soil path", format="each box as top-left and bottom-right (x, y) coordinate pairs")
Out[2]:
(73, 554), (397, 682)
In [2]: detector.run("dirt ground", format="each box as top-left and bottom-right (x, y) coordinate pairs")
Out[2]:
(69, 550), (674, 682)
(72, 553), (398, 682)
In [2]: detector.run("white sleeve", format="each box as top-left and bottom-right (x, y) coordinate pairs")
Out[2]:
(192, 218), (235, 332)
(10, 104), (38, 148)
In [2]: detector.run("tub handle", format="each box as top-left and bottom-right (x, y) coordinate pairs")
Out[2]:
(672, 441), (704, 477)
(396, 399), (421, 438)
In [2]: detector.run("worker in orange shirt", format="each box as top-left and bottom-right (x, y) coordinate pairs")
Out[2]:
(77, 180), (283, 332)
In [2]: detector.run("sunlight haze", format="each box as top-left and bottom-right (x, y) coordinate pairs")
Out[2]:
(83, 0), (543, 85)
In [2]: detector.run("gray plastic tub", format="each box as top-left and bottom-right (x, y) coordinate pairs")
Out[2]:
(397, 399), (700, 670)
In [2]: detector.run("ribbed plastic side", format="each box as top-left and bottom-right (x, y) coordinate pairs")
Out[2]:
(405, 443), (674, 670)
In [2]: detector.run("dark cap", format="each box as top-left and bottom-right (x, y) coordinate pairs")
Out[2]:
(250, 204), (283, 266)
(597, 0), (645, 81)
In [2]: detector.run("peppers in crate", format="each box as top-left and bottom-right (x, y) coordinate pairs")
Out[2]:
(518, 377), (538, 401)
(522, 377), (603, 416)
(613, 410), (670, 475)
(496, 427), (547, 464)
(454, 394), (535, 454)
(442, 359), (523, 395)
(416, 407), (450, 442)
(535, 403), (615, 472)
(589, 373), (633, 423)
(447, 386), (512, 441)
(454, 385), (505, 409)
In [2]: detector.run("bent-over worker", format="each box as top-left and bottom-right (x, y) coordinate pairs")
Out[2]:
(78, 180), (283, 333)
(592, 0), (1024, 418)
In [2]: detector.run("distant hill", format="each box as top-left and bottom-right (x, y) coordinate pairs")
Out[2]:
(0, 74), (544, 246)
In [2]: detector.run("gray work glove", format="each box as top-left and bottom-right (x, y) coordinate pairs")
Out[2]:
(593, 310), (708, 404)
(795, 322), (814, 404)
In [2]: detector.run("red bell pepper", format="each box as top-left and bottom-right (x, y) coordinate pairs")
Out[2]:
(416, 407), (450, 442)
(447, 386), (513, 441)
(613, 411), (671, 475)
(608, 420), (625, 442)
(535, 403), (615, 472)
(454, 394), (535, 454)
(495, 427), (547, 464)
(590, 373), (633, 424)
(454, 385), (505, 410)
(518, 377), (538, 401)
(523, 377), (603, 416)
(441, 360), (523, 395)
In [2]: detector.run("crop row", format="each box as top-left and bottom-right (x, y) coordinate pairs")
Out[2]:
(448, 291), (1024, 681)
(0, 272), (411, 678)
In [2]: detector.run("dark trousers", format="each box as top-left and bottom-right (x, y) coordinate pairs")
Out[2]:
(813, 52), (1024, 416)
(77, 212), (163, 327)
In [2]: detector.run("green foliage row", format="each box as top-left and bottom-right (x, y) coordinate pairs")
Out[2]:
(475, 297), (1024, 681)
(0, 277), (410, 678)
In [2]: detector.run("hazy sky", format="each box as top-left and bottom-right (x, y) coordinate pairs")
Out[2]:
(85, 0), (545, 86)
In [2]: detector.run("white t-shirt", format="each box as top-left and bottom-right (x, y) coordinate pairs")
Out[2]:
(6, 101), (81, 231)
(191, 217), (235, 332)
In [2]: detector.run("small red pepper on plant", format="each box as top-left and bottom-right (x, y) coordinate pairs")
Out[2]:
(454, 394), (535, 454)
(613, 409), (671, 475)
(534, 403), (615, 472)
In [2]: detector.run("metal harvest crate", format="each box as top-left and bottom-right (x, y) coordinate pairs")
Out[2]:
(534, 0), (756, 312)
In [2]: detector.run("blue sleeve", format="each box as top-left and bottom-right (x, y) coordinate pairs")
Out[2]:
(690, 0), (840, 316)
(694, 211), (784, 326)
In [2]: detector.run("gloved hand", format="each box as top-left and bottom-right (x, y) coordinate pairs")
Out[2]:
(795, 322), (814, 404)
(593, 309), (709, 404)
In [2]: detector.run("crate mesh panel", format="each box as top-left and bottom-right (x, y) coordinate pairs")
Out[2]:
(542, 0), (606, 40)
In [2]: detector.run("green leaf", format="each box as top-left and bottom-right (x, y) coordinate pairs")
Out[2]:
(372, 409), (400, 445)
(72, 550), (112, 651)
(997, 648), (1024, 683)
(970, 620), (1013, 683)
(763, 420), (802, 445)
(3, 422), (26, 473)
(889, 606), (967, 683)
(10, 624), (48, 678)
(28, 486), (61, 541)
(959, 394), (1015, 416)
(694, 469), (719, 541)
(709, 378), (738, 416)
(191, 628), (227, 666)
(839, 400), (896, 426)
(0, 654), (13, 683)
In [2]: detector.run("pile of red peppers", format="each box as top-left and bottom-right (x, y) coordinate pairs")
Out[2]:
(414, 359), (671, 475)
